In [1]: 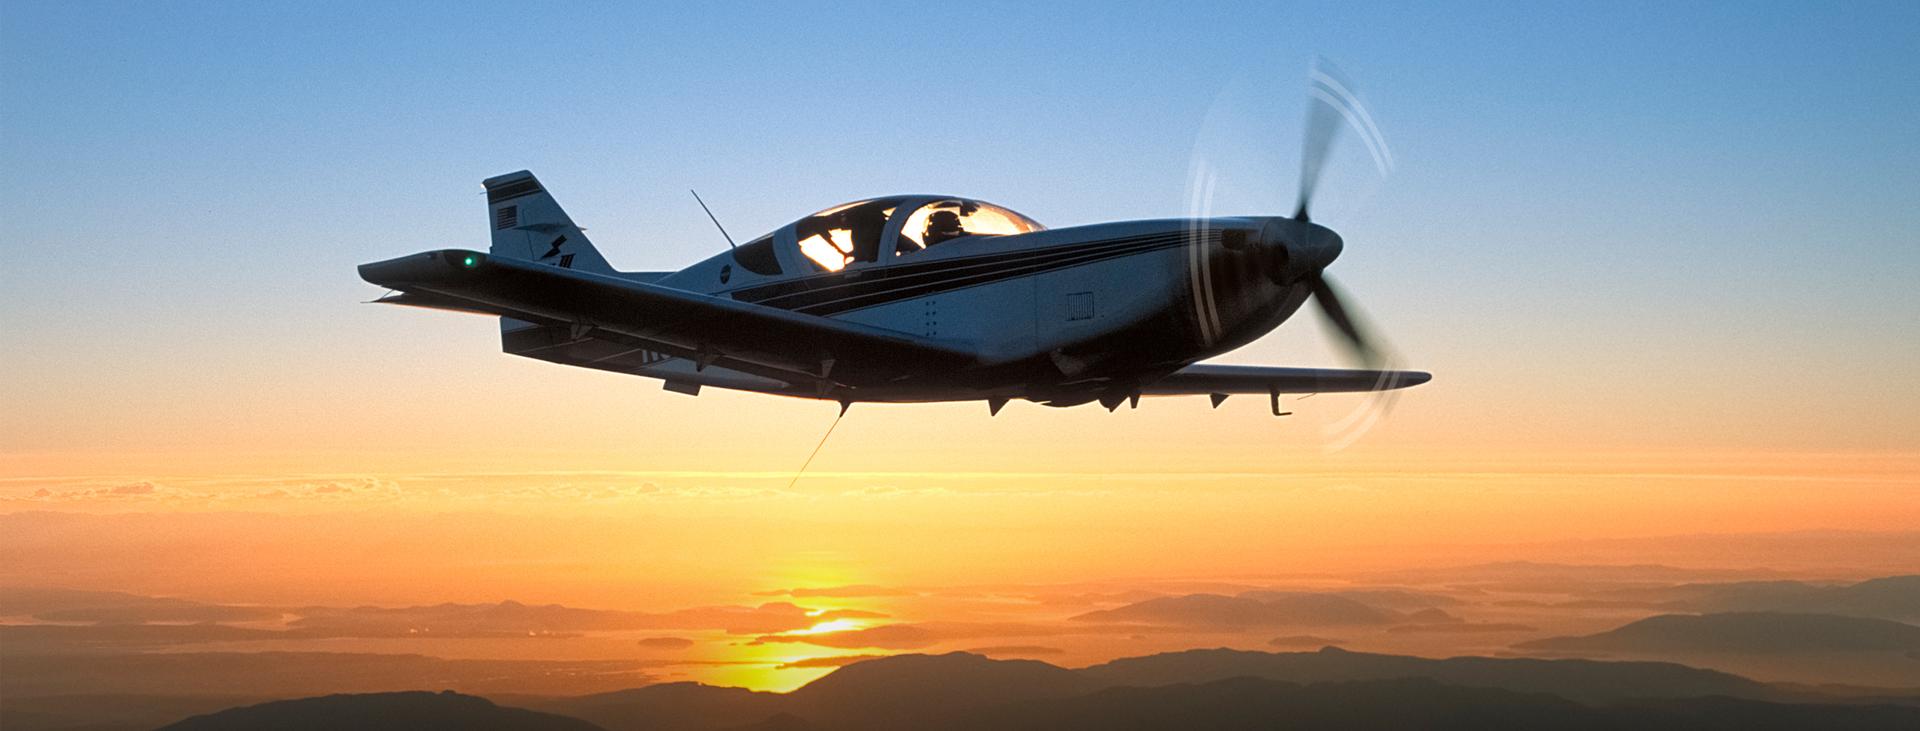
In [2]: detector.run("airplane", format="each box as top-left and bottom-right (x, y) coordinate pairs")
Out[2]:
(358, 67), (1430, 417)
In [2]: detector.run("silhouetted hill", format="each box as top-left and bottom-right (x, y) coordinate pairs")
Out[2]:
(534, 649), (1787, 731)
(540, 682), (786, 731)
(732, 712), (816, 731)
(1603, 576), (1920, 622)
(1520, 612), (1920, 654)
(949, 677), (1595, 730)
(0, 622), (287, 653)
(0, 649), (652, 698)
(941, 677), (1920, 731)
(160, 650), (1920, 731)
(542, 653), (1098, 731)
(156, 691), (604, 731)
(1844, 577), (1920, 617)
(786, 652), (1100, 725)
(1070, 593), (1396, 627)
(0, 693), (264, 731)
(1610, 694), (1920, 731)
(1079, 646), (1774, 703)
(0, 586), (282, 624)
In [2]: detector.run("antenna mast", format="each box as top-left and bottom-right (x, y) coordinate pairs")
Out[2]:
(689, 189), (737, 249)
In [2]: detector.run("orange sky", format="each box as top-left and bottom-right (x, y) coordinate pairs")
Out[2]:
(6, 451), (1916, 604)
(5, 350), (1917, 693)
(7, 292), (1917, 620)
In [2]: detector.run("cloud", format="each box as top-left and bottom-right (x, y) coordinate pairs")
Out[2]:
(837, 485), (954, 498)
(1387, 622), (1538, 634)
(757, 585), (913, 598)
(817, 608), (889, 620)
(276, 478), (403, 501)
(1361, 561), (1789, 595)
(753, 621), (1081, 650)
(758, 623), (941, 649)
(287, 600), (822, 638)
(637, 636), (696, 649)
(497, 480), (796, 502)
(4, 480), (198, 503)
(1241, 588), (1461, 611)
(2, 476), (403, 505)
(1028, 589), (1167, 608)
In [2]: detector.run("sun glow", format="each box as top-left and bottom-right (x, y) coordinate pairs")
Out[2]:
(699, 632), (882, 693)
(787, 618), (862, 635)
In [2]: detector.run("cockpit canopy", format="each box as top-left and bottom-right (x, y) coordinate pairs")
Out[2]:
(790, 196), (1044, 272)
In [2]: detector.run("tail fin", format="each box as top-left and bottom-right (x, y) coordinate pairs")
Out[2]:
(483, 170), (615, 274)
(484, 170), (616, 344)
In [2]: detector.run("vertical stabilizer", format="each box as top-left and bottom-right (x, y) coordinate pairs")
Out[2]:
(483, 171), (615, 274)
(483, 170), (616, 341)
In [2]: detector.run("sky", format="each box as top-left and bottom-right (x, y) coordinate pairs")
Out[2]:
(2, 0), (1919, 693)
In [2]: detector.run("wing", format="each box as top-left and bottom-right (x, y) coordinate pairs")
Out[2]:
(358, 249), (977, 385)
(1142, 363), (1431, 395)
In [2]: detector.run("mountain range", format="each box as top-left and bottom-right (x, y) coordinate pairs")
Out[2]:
(1520, 611), (1920, 654)
(158, 691), (601, 731)
(154, 650), (1920, 731)
(1592, 576), (1920, 622)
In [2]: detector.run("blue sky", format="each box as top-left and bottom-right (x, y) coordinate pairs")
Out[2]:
(3, 1), (1917, 463)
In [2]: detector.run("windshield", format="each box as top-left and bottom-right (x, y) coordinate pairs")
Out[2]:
(794, 198), (909, 272)
(895, 199), (1044, 257)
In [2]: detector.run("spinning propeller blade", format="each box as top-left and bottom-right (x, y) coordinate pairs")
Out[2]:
(1289, 59), (1395, 375)
(1308, 272), (1382, 369)
(1295, 58), (1395, 223)
(1294, 77), (1342, 222)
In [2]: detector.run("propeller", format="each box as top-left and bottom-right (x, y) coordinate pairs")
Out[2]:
(1307, 272), (1382, 368)
(1293, 73), (1343, 223)
(1290, 59), (1396, 374)
(1180, 58), (1409, 444)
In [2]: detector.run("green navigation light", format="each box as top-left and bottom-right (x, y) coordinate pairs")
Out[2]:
(462, 255), (477, 267)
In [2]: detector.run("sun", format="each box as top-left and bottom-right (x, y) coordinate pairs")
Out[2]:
(787, 618), (862, 635)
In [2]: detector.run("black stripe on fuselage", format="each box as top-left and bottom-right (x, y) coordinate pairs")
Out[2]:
(730, 231), (1202, 317)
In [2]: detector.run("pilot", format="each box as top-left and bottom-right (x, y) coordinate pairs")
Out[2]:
(922, 209), (969, 247)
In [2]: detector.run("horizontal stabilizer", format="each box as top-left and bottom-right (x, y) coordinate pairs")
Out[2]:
(371, 290), (498, 315)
